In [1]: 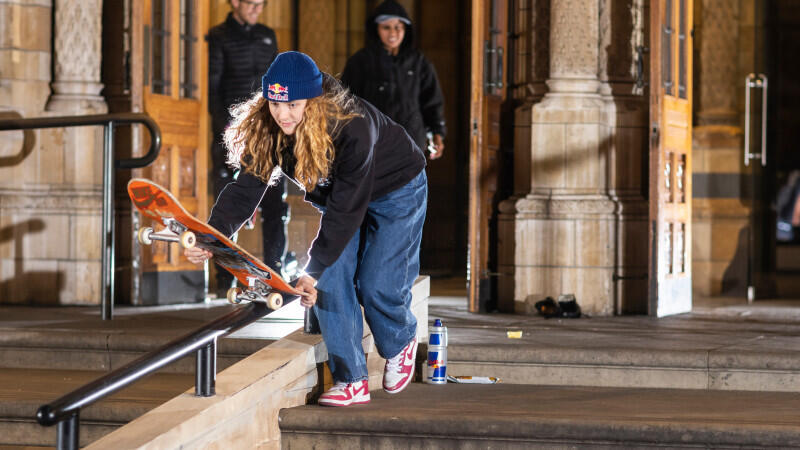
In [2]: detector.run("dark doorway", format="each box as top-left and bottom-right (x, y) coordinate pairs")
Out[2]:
(750, 0), (800, 298)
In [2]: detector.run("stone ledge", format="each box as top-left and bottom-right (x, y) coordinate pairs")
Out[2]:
(86, 276), (429, 449)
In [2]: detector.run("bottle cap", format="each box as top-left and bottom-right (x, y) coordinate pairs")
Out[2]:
(434, 319), (442, 327)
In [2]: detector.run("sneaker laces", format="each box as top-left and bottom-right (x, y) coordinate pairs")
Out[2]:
(329, 381), (349, 392)
(386, 351), (403, 373)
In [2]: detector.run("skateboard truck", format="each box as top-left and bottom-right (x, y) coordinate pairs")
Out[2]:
(226, 276), (284, 310)
(137, 218), (196, 249)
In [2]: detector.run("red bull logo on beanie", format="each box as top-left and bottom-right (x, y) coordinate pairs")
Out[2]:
(267, 83), (289, 101)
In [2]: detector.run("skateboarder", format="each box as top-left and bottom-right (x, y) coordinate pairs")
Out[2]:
(207, 0), (288, 295)
(185, 51), (427, 406)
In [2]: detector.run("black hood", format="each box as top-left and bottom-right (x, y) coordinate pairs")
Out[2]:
(365, 0), (414, 55)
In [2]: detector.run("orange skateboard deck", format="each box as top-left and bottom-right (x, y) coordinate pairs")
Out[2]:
(127, 178), (302, 308)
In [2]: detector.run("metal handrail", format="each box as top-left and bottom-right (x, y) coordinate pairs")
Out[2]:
(0, 113), (161, 320)
(36, 298), (299, 450)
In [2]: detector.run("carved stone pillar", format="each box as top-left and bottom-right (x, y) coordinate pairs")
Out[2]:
(596, 0), (650, 313)
(504, 0), (620, 315)
(46, 0), (107, 113)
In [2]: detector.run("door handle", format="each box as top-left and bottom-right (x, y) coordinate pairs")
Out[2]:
(744, 73), (768, 167)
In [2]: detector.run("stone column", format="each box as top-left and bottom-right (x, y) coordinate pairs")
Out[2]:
(46, 0), (107, 113)
(596, 0), (650, 313)
(505, 0), (619, 315)
(692, 0), (748, 297)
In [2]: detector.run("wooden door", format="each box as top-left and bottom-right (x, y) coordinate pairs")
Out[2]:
(468, 0), (507, 312)
(649, 0), (693, 316)
(140, 0), (209, 276)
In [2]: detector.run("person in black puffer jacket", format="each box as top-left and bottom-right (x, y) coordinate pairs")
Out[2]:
(341, 0), (447, 160)
(207, 0), (289, 293)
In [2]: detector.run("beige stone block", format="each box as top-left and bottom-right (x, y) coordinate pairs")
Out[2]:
(574, 219), (614, 267)
(0, 49), (50, 80)
(0, 79), (51, 117)
(0, 2), (51, 51)
(565, 123), (602, 190)
(692, 220), (712, 262)
(515, 266), (562, 303)
(448, 362), (708, 389)
(692, 260), (714, 297)
(561, 267), (613, 315)
(706, 148), (744, 174)
(0, 257), (15, 302)
(711, 220), (747, 261)
(693, 147), (708, 173)
(531, 123), (566, 189)
(516, 219), (575, 267)
(37, 127), (66, 184)
(0, 213), (14, 259)
(72, 213), (102, 260)
(18, 258), (61, 303)
(708, 370), (800, 393)
(68, 259), (100, 304)
(21, 213), (69, 259)
(532, 95), (604, 124)
(62, 126), (104, 186)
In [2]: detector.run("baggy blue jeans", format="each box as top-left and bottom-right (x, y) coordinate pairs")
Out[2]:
(311, 170), (427, 383)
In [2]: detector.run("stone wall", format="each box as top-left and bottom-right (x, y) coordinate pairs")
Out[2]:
(0, 0), (106, 305)
(499, 0), (649, 315)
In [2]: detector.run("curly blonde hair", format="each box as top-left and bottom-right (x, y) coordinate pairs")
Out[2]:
(224, 74), (360, 192)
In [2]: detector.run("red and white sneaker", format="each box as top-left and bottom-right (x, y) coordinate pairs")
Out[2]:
(383, 337), (418, 394)
(318, 380), (370, 407)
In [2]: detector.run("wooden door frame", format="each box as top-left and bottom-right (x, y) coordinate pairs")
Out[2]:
(648, 0), (694, 316)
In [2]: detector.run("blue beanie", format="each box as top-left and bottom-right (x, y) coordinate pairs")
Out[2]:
(262, 51), (323, 102)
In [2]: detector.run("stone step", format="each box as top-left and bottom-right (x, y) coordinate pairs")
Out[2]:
(279, 383), (800, 449)
(0, 331), (274, 374)
(430, 315), (800, 392)
(0, 368), (193, 447)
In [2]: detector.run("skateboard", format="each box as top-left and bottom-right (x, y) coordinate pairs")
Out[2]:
(127, 178), (302, 310)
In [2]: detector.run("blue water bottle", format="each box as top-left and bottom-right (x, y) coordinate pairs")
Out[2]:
(426, 319), (448, 384)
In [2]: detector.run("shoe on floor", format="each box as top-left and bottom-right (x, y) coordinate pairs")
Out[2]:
(383, 337), (418, 394)
(318, 379), (370, 407)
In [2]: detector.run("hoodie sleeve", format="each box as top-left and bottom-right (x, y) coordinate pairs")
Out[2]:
(304, 118), (376, 279)
(418, 54), (447, 138)
(207, 171), (268, 238)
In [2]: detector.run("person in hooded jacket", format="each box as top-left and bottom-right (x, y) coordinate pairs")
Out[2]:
(341, 0), (446, 160)
(207, 0), (289, 294)
(185, 52), (427, 407)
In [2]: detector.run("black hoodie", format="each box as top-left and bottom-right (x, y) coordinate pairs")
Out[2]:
(340, 0), (446, 152)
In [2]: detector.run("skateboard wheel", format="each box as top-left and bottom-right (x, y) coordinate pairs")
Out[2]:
(180, 231), (196, 249)
(266, 292), (283, 310)
(137, 227), (153, 245)
(227, 287), (243, 304)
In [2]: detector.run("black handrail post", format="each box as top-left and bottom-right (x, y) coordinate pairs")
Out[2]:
(56, 411), (79, 450)
(196, 336), (217, 397)
(101, 122), (116, 320)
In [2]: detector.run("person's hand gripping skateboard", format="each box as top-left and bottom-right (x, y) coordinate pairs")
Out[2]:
(183, 247), (317, 308)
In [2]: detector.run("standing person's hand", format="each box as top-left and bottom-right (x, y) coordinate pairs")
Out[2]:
(429, 134), (445, 160)
(184, 247), (213, 264)
(295, 275), (318, 308)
